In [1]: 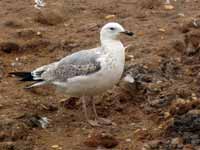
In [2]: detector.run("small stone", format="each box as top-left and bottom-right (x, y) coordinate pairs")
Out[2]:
(51, 145), (60, 149)
(192, 19), (200, 28)
(130, 123), (136, 126)
(105, 15), (116, 20)
(164, 4), (174, 10)
(177, 13), (185, 17)
(24, 114), (49, 128)
(164, 112), (171, 119)
(125, 138), (131, 142)
(171, 137), (183, 145)
(36, 31), (42, 36)
(158, 28), (166, 32)
(191, 93), (197, 100)
(148, 140), (161, 149)
(123, 74), (135, 83)
(125, 54), (134, 61)
(172, 40), (185, 52)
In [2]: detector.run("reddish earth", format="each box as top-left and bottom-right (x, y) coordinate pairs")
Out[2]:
(0, 0), (200, 150)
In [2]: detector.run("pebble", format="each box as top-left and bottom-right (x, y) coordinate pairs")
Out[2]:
(105, 15), (116, 20)
(171, 137), (183, 145)
(192, 19), (200, 28)
(158, 28), (166, 32)
(164, 4), (174, 10)
(51, 145), (59, 148)
(164, 112), (171, 119)
(177, 13), (185, 17)
(51, 145), (62, 149)
(125, 138), (131, 142)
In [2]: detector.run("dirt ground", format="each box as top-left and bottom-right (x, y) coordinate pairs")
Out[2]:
(0, 0), (200, 149)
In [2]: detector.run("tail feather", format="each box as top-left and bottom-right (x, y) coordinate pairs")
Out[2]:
(9, 72), (43, 82)
(9, 71), (46, 89)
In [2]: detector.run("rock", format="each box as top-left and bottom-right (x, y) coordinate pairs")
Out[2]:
(191, 19), (200, 28)
(122, 74), (135, 83)
(171, 137), (183, 146)
(184, 31), (200, 56)
(158, 28), (166, 32)
(17, 113), (49, 129)
(84, 131), (119, 148)
(125, 138), (131, 142)
(172, 40), (185, 52)
(34, 9), (64, 25)
(163, 4), (174, 10)
(0, 42), (20, 53)
(3, 20), (22, 28)
(148, 140), (161, 149)
(15, 29), (37, 39)
(51, 145), (62, 149)
(29, 116), (49, 129)
(105, 15), (116, 20)
(170, 109), (200, 132)
(177, 13), (185, 17)
(159, 58), (181, 79)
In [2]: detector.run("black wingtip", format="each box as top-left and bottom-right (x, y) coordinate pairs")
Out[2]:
(9, 72), (34, 81)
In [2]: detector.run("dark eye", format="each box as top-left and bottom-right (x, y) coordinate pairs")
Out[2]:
(109, 27), (115, 30)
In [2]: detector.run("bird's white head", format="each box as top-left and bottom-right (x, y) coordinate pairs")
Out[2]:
(100, 22), (133, 43)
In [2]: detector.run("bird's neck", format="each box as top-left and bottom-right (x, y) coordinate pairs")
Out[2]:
(100, 38), (125, 57)
(101, 38), (122, 47)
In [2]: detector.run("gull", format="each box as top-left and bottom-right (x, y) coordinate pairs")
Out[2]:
(10, 22), (133, 126)
(34, 0), (46, 9)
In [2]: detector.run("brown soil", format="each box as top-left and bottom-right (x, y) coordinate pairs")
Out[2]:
(1, 0), (200, 150)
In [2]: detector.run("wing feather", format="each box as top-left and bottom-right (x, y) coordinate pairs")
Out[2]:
(41, 48), (102, 82)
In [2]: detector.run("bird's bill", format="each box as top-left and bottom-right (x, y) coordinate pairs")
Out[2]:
(121, 31), (134, 36)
